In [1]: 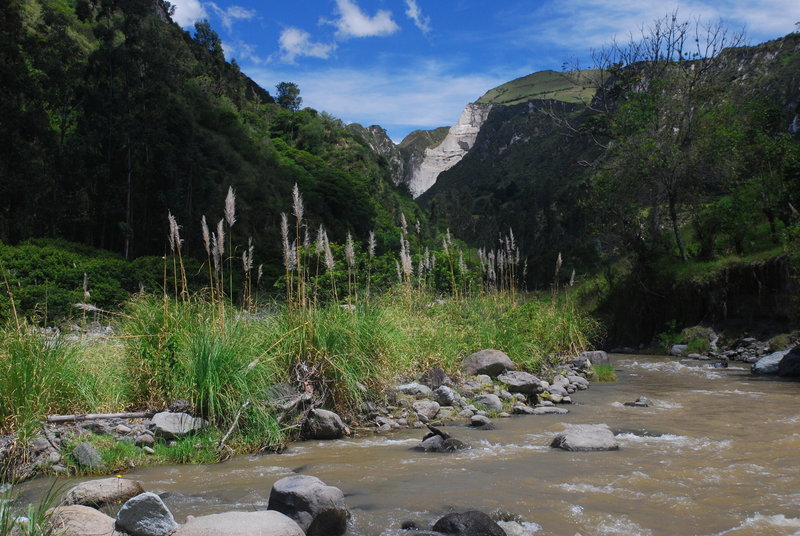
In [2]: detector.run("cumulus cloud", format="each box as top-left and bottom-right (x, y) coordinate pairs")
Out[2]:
(247, 62), (508, 141)
(208, 2), (257, 32)
(279, 27), (336, 63)
(329, 0), (400, 39)
(169, 0), (207, 27)
(518, 0), (797, 52)
(405, 0), (431, 34)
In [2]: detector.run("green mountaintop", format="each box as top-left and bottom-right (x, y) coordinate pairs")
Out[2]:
(475, 69), (599, 106)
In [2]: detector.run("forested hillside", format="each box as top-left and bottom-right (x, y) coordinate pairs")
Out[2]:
(421, 23), (800, 340)
(0, 0), (417, 279)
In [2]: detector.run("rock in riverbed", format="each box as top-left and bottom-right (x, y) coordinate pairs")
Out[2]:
(173, 511), (304, 536)
(431, 510), (506, 536)
(116, 492), (178, 536)
(550, 424), (619, 452)
(267, 475), (349, 536)
(48, 505), (123, 536)
(302, 408), (349, 440)
(62, 477), (144, 508)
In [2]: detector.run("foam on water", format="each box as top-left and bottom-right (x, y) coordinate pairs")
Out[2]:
(615, 432), (732, 452)
(714, 513), (800, 535)
(689, 389), (765, 398)
(625, 360), (723, 379)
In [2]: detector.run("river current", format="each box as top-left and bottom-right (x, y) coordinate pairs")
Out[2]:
(21, 355), (800, 535)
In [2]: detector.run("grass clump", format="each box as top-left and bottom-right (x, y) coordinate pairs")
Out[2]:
(592, 364), (618, 382)
(0, 327), (97, 441)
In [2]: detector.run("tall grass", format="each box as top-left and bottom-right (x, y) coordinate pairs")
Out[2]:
(0, 327), (94, 441)
(0, 483), (62, 536)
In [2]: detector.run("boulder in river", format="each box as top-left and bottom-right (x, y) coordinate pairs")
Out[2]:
(550, 424), (619, 452)
(461, 349), (516, 378)
(267, 475), (349, 536)
(777, 346), (800, 378)
(173, 511), (305, 536)
(48, 505), (124, 536)
(302, 408), (349, 440)
(415, 425), (470, 453)
(623, 397), (653, 408)
(151, 411), (208, 439)
(751, 349), (790, 375)
(116, 492), (178, 536)
(62, 477), (145, 508)
(431, 510), (506, 536)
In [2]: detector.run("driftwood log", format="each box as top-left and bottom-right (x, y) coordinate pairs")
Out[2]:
(46, 411), (155, 423)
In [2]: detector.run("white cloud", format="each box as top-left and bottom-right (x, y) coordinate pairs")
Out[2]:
(405, 0), (431, 34)
(521, 0), (798, 52)
(247, 62), (508, 141)
(279, 27), (336, 63)
(169, 0), (207, 27)
(329, 0), (400, 39)
(208, 2), (257, 32)
(222, 40), (262, 64)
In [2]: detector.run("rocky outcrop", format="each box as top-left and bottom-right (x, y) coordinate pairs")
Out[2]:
(405, 103), (493, 197)
(777, 345), (800, 377)
(752, 349), (790, 374)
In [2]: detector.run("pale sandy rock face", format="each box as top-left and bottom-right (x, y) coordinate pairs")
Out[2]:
(407, 103), (492, 197)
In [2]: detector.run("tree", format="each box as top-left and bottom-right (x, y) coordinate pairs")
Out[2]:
(571, 13), (746, 261)
(276, 82), (302, 111)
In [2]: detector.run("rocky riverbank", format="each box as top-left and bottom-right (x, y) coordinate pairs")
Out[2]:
(1, 348), (604, 485)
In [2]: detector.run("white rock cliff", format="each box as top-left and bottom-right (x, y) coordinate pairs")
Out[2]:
(407, 103), (493, 198)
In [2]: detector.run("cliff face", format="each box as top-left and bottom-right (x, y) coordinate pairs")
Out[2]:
(405, 103), (493, 198)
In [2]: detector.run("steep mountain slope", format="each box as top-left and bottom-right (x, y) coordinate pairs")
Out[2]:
(476, 69), (599, 106)
(0, 0), (413, 280)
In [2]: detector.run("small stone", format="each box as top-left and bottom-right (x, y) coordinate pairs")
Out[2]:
(395, 382), (433, 397)
(473, 394), (503, 412)
(142, 447), (155, 455)
(135, 434), (155, 447)
(413, 400), (441, 421)
(116, 425), (132, 435)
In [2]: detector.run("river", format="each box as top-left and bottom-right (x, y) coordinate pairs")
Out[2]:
(19, 355), (800, 535)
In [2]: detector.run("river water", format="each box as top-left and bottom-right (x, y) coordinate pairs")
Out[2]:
(22, 355), (800, 535)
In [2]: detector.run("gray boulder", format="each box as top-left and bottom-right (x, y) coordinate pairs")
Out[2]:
(116, 492), (178, 536)
(461, 349), (516, 378)
(48, 505), (124, 536)
(624, 396), (653, 407)
(497, 371), (544, 395)
(413, 400), (441, 421)
(472, 394), (503, 412)
(470, 415), (495, 430)
(432, 511), (506, 536)
(513, 405), (568, 415)
(71, 442), (105, 470)
(267, 475), (349, 536)
(302, 409), (349, 440)
(151, 412), (208, 439)
(415, 425), (470, 452)
(580, 350), (610, 365)
(778, 346), (800, 378)
(550, 424), (619, 452)
(62, 477), (144, 508)
(752, 349), (790, 375)
(567, 375), (589, 390)
(395, 382), (433, 397)
(172, 511), (304, 536)
(433, 385), (459, 406)
(670, 344), (689, 357)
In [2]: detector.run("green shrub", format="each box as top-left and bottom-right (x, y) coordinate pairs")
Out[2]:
(593, 364), (617, 382)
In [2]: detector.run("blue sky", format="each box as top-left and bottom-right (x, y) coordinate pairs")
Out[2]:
(168, 0), (799, 142)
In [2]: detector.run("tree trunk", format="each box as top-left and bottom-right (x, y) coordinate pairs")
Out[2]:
(668, 195), (688, 261)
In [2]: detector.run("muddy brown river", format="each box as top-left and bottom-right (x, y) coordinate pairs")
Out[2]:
(20, 355), (800, 535)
